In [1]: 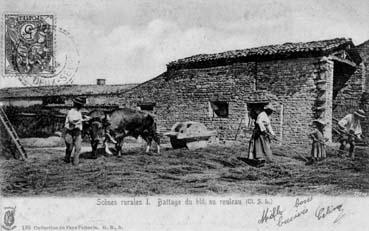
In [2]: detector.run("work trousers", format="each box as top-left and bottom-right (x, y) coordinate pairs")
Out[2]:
(65, 128), (82, 165)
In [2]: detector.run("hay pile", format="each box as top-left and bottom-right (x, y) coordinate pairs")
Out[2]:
(1, 142), (368, 196)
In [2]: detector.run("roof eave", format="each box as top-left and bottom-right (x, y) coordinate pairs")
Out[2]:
(167, 38), (357, 70)
(167, 50), (331, 70)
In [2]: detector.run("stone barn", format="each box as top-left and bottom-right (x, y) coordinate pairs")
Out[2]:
(109, 38), (367, 146)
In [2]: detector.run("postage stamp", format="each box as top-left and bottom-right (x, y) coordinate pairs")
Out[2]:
(3, 14), (55, 76)
(2, 13), (79, 87)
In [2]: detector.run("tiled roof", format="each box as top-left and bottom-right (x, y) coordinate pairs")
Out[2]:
(0, 83), (138, 99)
(167, 38), (356, 69)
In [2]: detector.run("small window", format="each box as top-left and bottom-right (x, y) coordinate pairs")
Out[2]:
(42, 96), (65, 105)
(138, 103), (155, 111)
(209, 101), (229, 118)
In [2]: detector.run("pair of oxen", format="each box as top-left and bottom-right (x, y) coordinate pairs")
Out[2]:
(83, 108), (161, 157)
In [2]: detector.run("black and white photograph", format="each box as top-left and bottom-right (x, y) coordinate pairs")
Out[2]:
(0, 0), (369, 230)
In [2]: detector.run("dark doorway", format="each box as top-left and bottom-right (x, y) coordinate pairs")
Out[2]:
(332, 62), (357, 100)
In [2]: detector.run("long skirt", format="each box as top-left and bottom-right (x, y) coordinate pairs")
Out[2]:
(248, 134), (273, 162)
(311, 141), (326, 159)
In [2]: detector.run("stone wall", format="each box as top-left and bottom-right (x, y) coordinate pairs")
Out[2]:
(315, 58), (334, 142)
(5, 55), (346, 146)
(110, 57), (325, 145)
(120, 63), (257, 141)
(256, 57), (330, 144)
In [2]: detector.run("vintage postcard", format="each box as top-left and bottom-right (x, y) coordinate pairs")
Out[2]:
(1, 0), (369, 230)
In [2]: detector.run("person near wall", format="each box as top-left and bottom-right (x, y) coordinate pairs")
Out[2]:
(247, 104), (276, 163)
(337, 109), (366, 159)
(64, 97), (89, 165)
(308, 119), (328, 164)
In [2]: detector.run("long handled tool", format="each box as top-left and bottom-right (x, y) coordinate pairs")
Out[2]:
(234, 117), (245, 140)
(264, 131), (314, 162)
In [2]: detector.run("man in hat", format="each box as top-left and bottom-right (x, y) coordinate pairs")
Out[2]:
(248, 104), (276, 163)
(338, 109), (366, 159)
(64, 97), (89, 165)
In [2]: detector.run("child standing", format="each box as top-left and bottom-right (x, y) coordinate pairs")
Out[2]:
(308, 119), (327, 162)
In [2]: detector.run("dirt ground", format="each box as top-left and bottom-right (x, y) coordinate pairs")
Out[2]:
(1, 140), (369, 196)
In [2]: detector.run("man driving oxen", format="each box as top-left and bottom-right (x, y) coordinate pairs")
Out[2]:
(64, 97), (91, 165)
